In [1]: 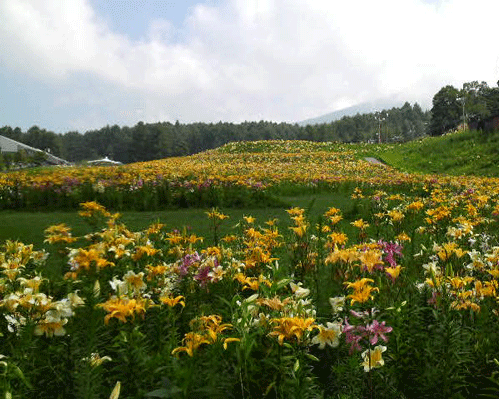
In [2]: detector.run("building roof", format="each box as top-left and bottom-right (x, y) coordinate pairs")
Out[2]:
(0, 134), (70, 165)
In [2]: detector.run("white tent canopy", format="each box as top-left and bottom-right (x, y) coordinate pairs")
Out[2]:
(87, 156), (122, 165)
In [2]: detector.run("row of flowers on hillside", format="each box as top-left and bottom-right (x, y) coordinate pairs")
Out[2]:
(2, 140), (499, 211)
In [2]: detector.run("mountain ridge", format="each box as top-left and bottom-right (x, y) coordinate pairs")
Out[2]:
(298, 98), (407, 126)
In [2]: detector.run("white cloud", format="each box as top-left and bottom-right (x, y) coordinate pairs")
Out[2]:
(1, 0), (499, 131)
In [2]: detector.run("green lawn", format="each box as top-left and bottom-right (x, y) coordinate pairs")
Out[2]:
(0, 191), (358, 249)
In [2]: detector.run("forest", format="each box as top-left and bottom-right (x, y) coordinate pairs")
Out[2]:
(0, 102), (429, 164)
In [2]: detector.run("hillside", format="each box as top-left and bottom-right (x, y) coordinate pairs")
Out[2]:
(376, 129), (499, 176)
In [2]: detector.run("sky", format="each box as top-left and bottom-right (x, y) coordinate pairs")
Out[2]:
(1, 0), (499, 134)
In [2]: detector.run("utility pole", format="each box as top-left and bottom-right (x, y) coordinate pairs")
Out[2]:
(462, 96), (466, 129)
(378, 116), (381, 143)
(375, 112), (385, 144)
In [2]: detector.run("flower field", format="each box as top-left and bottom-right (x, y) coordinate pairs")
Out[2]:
(2, 140), (499, 398)
(4, 140), (497, 211)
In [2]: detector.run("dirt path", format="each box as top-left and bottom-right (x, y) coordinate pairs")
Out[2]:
(364, 157), (384, 164)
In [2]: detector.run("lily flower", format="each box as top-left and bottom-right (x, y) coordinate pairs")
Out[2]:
(312, 322), (342, 349)
(366, 320), (393, 345)
(361, 345), (386, 372)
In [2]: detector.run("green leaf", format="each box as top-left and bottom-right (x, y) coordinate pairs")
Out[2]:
(305, 353), (319, 362)
(294, 359), (300, 372)
(12, 365), (32, 388)
(264, 381), (276, 396)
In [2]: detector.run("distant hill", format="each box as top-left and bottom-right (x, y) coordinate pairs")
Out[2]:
(298, 99), (404, 126)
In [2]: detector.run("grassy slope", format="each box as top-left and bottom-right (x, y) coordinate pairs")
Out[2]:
(373, 129), (499, 176)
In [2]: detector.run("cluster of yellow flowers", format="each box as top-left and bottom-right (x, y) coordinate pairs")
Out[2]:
(172, 315), (239, 356)
(0, 240), (84, 337)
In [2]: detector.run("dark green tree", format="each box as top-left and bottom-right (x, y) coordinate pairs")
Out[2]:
(461, 81), (490, 125)
(61, 131), (92, 162)
(24, 126), (62, 155)
(430, 85), (461, 135)
(484, 81), (499, 117)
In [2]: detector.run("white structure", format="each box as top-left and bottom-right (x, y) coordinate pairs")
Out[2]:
(87, 156), (122, 166)
(0, 134), (70, 165)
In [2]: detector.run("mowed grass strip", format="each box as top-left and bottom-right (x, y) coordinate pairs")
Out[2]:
(0, 191), (359, 249)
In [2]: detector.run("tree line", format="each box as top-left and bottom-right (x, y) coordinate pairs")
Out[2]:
(0, 102), (429, 164)
(430, 80), (499, 136)
(2, 79), (498, 165)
